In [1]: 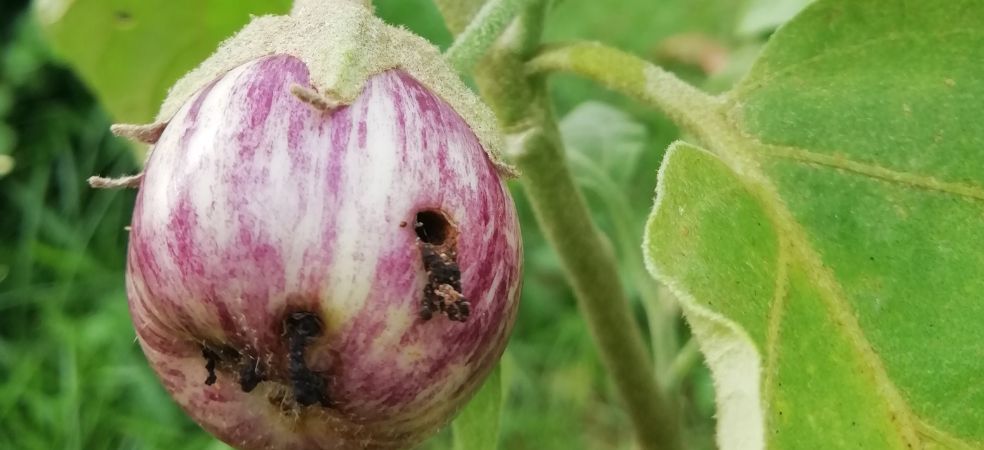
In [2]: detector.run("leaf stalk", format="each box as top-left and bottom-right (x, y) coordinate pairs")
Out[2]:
(444, 0), (534, 73)
(526, 42), (721, 143)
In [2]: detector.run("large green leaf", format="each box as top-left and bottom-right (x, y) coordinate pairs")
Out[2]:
(36, 0), (292, 122)
(644, 1), (984, 448)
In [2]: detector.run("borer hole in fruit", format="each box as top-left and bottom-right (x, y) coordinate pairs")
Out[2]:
(414, 209), (470, 322)
(283, 312), (332, 408)
(414, 210), (452, 245)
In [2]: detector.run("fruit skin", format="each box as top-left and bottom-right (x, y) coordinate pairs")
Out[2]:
(126, 54), (522, 450)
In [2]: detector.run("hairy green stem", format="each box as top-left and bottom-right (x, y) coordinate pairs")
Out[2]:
(526, 39), (734, 401)
(566, 152), (678, 373)
(524, 44), (734, 383)
(465, 5), (683, 449)
(494, 82), (683, 450)
(445, 0), (532, 73)
(526, 42), (721, 142)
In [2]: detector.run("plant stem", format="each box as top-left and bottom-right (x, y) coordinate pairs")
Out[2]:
(526, 42), (720, 142)
(444, 0), (532, 74)
(467, 5), (683, 449)
(501, 88), (684, 450)
(526, 42), (733, 391)
(566, 152), (678, 373)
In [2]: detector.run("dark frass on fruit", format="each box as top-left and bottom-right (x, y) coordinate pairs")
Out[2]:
(283, 312), (331, 407)
(415, 210), (470, 322)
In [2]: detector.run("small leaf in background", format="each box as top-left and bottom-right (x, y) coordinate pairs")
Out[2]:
(557, 101), (652, 287)
(36, 0), (292, 122)
(560, 101), (646, 187)
(736, 0), (813, 37)
(452, 364), (503, 450)
(557, 101), (655, 293)
(646, 0), (984, 448)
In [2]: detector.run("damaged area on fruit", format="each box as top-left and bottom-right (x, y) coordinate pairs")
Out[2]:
(414, 210), (470, 322)
(283, 311), (332, 407)
(197, 310), (332, 410)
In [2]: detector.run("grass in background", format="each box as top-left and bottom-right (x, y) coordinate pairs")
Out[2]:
(0, 10), (225, 449)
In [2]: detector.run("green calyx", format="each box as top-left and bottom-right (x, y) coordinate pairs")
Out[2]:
(155, 0), (516, 177)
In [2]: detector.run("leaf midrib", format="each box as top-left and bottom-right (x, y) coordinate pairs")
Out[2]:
(757, 142), (984, 202)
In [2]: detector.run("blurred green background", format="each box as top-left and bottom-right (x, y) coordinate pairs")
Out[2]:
(0, 0), (801, 448)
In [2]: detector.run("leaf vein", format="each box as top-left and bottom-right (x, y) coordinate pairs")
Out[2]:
(916, 418), (981, 450)
(761, 238), (790, 414)
(759, 143), (984, 202)
(750, 166), (924, 449)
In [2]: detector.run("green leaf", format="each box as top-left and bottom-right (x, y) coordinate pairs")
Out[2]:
(644, 1), (984, 449)
(736, 0), (813, 37)
(558, 102), (650, 265)
(560, 101), (646, 187)
(452, 364), (503, 450)
(35, 0), (291, 122)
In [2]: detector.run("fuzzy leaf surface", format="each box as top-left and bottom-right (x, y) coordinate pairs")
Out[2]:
(645, 1), (984, 449)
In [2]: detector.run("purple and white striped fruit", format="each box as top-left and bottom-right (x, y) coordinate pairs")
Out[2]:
(106, 3), (522, 449)
(125, 53), (521, 449)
